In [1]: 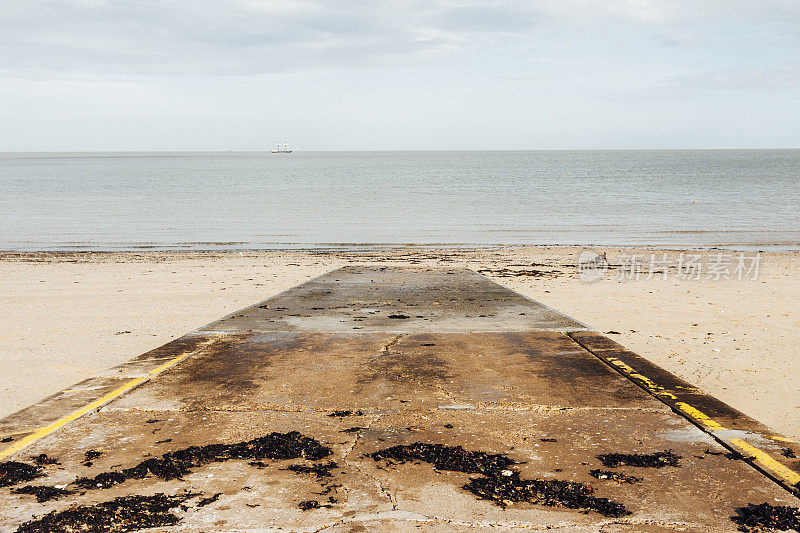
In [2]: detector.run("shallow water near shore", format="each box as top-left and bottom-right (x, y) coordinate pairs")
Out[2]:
(1, 150), (798, 251)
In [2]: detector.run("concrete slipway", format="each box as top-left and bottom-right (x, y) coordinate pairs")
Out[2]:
(1, 266), (799, 532)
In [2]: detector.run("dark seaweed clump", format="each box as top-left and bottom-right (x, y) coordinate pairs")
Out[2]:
(0, 461), (43, 488)
(284, 461), (338, 479)
(589, 469), (641, 484)
(75, 431), (330, 490)
(732, 503), (800, 532)
(369, 443), (629, 518)
(11, 485), (75, 503)
(597, 450), (681, 468)
(16, 492), (198, 532)
(370, 443), (516, 475)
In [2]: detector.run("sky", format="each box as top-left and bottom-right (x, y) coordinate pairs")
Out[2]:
(1, 0), (799, 151)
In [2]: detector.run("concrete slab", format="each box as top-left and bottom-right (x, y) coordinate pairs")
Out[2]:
(199, 266), (587, 333)
(0, 266), (798, 532)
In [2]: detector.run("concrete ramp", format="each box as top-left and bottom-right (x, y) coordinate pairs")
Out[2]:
(0, 266), (798, 532)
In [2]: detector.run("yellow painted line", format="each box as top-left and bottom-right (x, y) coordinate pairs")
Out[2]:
(675, 402), (726, 430)
(148, 338), (217, 375)
(0, 377), (147, 461)
(731, 438), (800, 487)
(605, 356), (678, 401)
(0, 337), (219, 460)
(769, 435), (797, 444)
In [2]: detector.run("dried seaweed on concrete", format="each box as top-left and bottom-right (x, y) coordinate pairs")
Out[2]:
(16, 492), (199, 532)
(284, 461), (338, 479)
(370, 443), (629, 518)
(298, 499), (332, 511)
(732, 503), (800, 532)
(597, 450), (681, 468)
(11, 485), (75, 502)
(370, 443), (516, 475)
(197, 492), (222, 507)
(0, 462), (43, 488)
(31, 454), (59, 466)
(463, 470), (629, 517)
(589, 469), (642, 484)
(75, 431), (331, 490)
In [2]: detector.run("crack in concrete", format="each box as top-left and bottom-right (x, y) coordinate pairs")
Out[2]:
(380, 334), (404, 355)
(337, 413), (398, 512)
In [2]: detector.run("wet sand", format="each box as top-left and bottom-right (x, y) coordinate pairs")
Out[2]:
(1, 247), (798, 439)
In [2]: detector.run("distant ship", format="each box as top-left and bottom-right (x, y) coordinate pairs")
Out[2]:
(270, 140), (293, 153)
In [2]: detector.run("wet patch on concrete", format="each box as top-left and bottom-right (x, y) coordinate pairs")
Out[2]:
(369, 442), (629, 517)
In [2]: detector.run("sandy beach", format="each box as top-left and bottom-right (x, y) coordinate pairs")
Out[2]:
(1, 247), (798, 441)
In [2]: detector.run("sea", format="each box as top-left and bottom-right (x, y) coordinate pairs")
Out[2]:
(1, 150), (798, 251)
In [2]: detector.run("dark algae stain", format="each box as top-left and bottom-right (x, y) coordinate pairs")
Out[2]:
(75, 431), (331, 490)
(369, 443), (629, 517)
(732, 503), (800, 532)
(597, 450), (681, 468)
(0, 462), (43, 488)
(16, 492), (199, 532)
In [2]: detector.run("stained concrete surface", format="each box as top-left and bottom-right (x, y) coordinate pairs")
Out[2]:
(0, 266), (798, 532)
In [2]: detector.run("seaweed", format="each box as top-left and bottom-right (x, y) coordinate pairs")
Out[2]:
(0, 461), (43, 488)
(732, 503), (800, 532)
(32, 454), (59, 466)
(75, 431), (330, 490)
(16, 492), (199, 532)
(597, 450), (681, 468)
(11, 485), (75, 503)
(197, 492), (222, 507)
(589, 469), (641, 484)
(284, 461), (338, 479)
(370, 443), (629, 518)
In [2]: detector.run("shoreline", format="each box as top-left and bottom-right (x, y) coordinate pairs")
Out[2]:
(2, 246), (798, 441)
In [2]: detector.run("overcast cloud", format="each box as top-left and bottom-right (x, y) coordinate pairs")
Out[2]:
(1, 0), (798, 150)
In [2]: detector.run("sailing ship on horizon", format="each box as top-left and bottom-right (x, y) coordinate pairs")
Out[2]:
(270, 140), (292, 153)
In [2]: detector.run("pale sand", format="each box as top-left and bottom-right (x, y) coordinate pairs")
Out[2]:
(1, 248), (798, 440)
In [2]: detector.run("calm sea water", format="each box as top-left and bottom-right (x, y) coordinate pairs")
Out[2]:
(1, 151), (798, 251)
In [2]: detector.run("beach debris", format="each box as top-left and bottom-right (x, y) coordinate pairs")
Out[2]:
(299, 499), (331, 511)
(589, 469), (642, 484)
(781, 448), (797, 459)
(444, 424), (454, 429)
(197, 492), (222, 507)
(74, 431), (331, 490)
(284, 461), (338, 479)
(476, 268), (558, 278)
(731, 502), (800, 532)
(327, 409), (363, 417)
(0, 461), (43, 488)
(341, 427), (366, 434)
(369, 443), (629, 517)
(1, 436), (13, 443)
(540, 438), (557, 443)
(82, 449), (103, 467)
(32, 453), (59, 465)
(387, 314), (410, 319)
(16, 492), (199, 532)
(11, 484), (76, 502)
(605, 331), (621, 335)
(597, 450), (681, 468)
